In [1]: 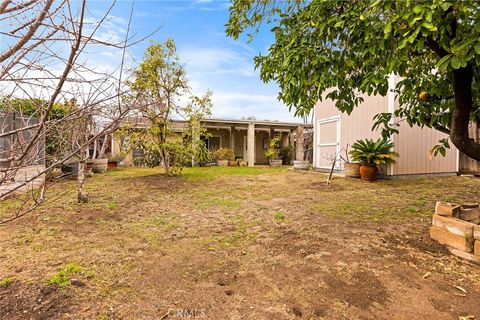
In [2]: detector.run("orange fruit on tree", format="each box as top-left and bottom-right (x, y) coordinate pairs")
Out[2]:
(418, 91), (429, 100)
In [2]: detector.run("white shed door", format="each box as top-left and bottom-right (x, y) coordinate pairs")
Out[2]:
(316, 117), (340, 169)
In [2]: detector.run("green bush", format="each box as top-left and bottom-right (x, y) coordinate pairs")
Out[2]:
(280, 145), (294, 165)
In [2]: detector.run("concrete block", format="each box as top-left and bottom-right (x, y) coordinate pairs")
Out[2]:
(435, 201), (461, 217)
(459, 208), (480, 221)
(431, 214), (474, 238)
(474, 225), (480, 240)
(430, 226), (473, 253)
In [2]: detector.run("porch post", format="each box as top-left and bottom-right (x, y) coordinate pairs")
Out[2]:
(295, 126), (304, 161)
(247, 123), (255, 166)
(230, 126), (235, 157)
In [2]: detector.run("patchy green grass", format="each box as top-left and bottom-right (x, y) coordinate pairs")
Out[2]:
(2, 167), (480, 319)
(182, 165), (288, 181)
(48, 263), (83, 287)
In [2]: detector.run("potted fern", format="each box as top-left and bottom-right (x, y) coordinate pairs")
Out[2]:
(349, 139), (399, 181)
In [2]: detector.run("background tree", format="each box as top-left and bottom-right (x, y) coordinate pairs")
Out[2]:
(0, 0), (149, 222)
(226, 0), (480, 160)
(130, 39), (189, 176)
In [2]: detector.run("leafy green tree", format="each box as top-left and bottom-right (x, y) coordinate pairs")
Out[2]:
(129, 40), (214, 174)
(130, 39), (189, 176)
(226, 0), (480, 160)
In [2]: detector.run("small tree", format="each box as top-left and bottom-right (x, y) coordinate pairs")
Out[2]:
(130, 40), (189, 176)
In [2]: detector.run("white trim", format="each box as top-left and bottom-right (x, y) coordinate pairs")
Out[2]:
(456, 148), (460, 173)
(315, 116), (341, 169)
(387, 73), (396, 176)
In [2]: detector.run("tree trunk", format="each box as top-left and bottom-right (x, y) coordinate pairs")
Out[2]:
(97, 133), (108, 159)
(450, 65), (480, 161)
(77, 145), (88, 203)
(161, 147), (170, 176)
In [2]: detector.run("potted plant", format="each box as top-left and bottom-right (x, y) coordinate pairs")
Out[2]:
(213, 148), (234, 166)
(107, 153), (126, 170)
(349, 139), (398, 181)
(340, 145), (360, 178)
(265, 135), (282, 167)
(237, 158), (247, 167)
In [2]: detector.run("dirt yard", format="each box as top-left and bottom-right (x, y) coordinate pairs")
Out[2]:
(1, 167), (480, 319)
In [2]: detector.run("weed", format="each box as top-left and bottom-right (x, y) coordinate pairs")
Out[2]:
(106, 200), (118, 210)
(274, 212), (286, 221)
(0, 276), (14, 288)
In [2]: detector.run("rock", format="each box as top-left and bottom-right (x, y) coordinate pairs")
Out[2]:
(225, 289), (234, 296)
(292, 306), (303, 317)
(70, 279), (86, 287)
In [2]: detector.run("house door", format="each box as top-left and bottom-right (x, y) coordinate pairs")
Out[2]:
(316, 117), (340, 169)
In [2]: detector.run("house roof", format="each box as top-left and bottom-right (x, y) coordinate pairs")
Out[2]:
(120, 117), (312, 130)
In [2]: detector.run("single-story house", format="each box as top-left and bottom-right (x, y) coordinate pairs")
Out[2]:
(313, 75), (480, 176)
(113, 117), (313, 167)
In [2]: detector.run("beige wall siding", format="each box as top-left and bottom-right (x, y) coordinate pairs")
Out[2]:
(314, 94), (387, 169)
(392, 120), (457, 175)
(313, 90), (457, 175)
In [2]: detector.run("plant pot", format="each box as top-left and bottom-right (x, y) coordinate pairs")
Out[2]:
(359, 164), (378, 181)
(107, 161), (118, 170)
(344, 162), (361, 178)
(269, 159), (282, 167)
(228, 160), (238, 167)
(217, 160), (228, 166)
(293, 160), (309, 170)
(0, 158), (11, 169)
(91, 158), (108, 173)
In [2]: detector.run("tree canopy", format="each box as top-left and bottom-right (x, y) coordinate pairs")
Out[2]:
(226, 0), (480, 160)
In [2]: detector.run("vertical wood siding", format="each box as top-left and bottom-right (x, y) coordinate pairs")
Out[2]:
(314, 92), (457, 175)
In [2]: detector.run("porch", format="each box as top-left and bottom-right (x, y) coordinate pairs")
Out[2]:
(200, 118), (312, 166)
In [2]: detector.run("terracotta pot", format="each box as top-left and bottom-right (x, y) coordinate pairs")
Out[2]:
(217, 160), (228, 166)
(344, 162), (361, 178)
(228, 160), (238, 167)
(269, 159), (282, 167)
(359, 164), (378, 181)
(107, 161), (118, 170)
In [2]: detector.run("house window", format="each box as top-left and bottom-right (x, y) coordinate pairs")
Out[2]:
(207, 136), (221, 150)
(263, 138), (268, 149)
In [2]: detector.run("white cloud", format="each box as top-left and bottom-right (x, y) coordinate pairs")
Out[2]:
(180, 46), (256, 77)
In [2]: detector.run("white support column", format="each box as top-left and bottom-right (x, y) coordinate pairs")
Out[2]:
(230, 126), (235, 157)
(295, 126), (304, 161)
(247, 123), (255, 167)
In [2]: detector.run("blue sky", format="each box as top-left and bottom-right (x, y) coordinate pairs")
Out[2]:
(87, 0), (301, 122)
